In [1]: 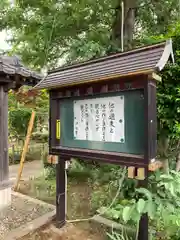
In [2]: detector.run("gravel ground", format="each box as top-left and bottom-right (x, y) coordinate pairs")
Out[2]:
(0, 194), (54, 239)
(20, 222), (106, 240)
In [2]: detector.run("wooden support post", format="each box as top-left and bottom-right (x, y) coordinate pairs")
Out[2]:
(14, 111), (36, 191)
(138, 79), (149, 240)
(138, 78), (157, 240)
(0, 85), (11, 208)
(0, 86), (8, 182)
(56, 158), (66, 228)
(138, 169), (148, 240)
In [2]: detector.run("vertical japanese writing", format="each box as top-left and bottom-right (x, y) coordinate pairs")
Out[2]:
(75, 121), (79, 137)
(90, 103), (93, 114)
(85, 103), (89, 140)
(95, 104), (100, 132)
(109, 102), (115, 134)
(80, 104), (84, 123)
(74, 96), (124, 143)
(101, 104), (106, 141)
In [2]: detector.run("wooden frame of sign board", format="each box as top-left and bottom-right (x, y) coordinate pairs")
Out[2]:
(35, 39), (174, 240)
(49, 74), (157, 169)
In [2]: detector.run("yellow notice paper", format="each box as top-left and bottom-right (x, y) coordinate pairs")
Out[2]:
(56, 120), (61, 139)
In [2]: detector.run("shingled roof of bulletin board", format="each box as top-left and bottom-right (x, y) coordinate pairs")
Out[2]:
(35, 39), (174, 90)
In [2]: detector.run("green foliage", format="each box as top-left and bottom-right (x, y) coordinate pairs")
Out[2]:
(154, 25), (180, 161)
(9, 106), (33, 137)
(98, 170), (180, 239)
(8, 151), (36, 164)
(8, 86), (49, 140)
(158, 64), (180, 140)
(35, 89), (49, 115)
(137, 0), (180, 37)
(1, 0), (180, 68)
(90, 164), (137, 210)
(0, 0), (114, 68)
(43, 165), (56, 180)
(67, 159), (94, 180)
(133, 23), (180, 163)
(32, 131), (49, 142)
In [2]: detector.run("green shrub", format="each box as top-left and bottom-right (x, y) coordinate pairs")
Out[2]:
(97, 170), (180, 240)
(9, 107), (38, 138)
(9, 151), (38, 164)
(67, 159), (93, 180)
(32, 131), (49, 142)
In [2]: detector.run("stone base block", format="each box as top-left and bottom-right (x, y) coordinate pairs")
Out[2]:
(0, 187), (11, 209)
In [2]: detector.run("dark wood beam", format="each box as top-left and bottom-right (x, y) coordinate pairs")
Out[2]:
(56, 159), (66, 228)
(0, 85), (9, 184)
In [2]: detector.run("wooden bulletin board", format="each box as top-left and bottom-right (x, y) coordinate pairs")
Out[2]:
(49, 76), (157, 167)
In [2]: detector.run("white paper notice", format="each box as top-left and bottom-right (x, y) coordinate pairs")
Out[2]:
(73, 96), (125, 143)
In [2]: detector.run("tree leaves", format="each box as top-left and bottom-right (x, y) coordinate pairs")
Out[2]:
(122, 206), (132, 223)
(136, 198), (146, 214)
(0, 0), (114, 69)
(135, 188), (152, 201)
(1, 0), (179, 70)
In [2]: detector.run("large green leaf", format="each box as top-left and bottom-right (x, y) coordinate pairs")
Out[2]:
(122, 206), (132, 223)
(136, 198), (146, 214)
(135, 188), (152, 201)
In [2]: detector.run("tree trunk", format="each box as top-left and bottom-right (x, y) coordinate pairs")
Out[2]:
(111, 0), (137, 50)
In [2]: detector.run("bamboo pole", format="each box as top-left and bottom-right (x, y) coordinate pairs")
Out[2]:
(14, 111), (36, 191)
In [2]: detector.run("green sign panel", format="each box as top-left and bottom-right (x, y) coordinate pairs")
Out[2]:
(60, 90), (145, 155)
